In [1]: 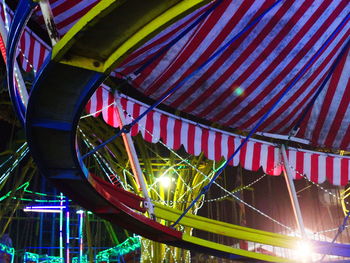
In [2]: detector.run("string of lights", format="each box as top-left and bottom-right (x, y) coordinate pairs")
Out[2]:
(124, 108), (294, 232)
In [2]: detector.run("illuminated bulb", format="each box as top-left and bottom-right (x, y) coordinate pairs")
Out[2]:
(232, 86), (244, 96)
(296, 240), (313, 262)
(158, 176), (172, 188)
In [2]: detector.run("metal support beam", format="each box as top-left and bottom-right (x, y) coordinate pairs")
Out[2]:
(114, 94), (155, 217)
(281, 144), (307, 238)
(37, 0), (60, 46)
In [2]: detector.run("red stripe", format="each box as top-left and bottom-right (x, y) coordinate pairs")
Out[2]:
(265, 146), (276, 175)
(180, 0), (293, 113)
(0, 35), (6, 60)
(204, 0), (332, 122)
(214, 132), (222, 161)
(310, 154), (319, 183)
(159, 114), (168, 145)
(19, 32), (26, 69)
(173, 119), (182, 150)
(120, 97), (127, 113)
(37, 43), (47, 70)
(56, 2), (97, 30)
(106, 95), (114, 126)
(131, 103), (140, 136)
(187, 123), (196, 155)
(252, 142), (261, 171)
(144, 0), (234, 96)
(326, 156), (334, 184)
(94, 87), (103, 117)
(225, 0), (343, 127)
(324, 50), (350, 147)
(262, 30), (350, 133)
(339, 114), (350, 150)
(85, 99), (91, 113)
(118, 3), (210, 72)
(27, 34), (35, 73)
(144, 111), (154, 142)
(341, 158), (349, 186)
(295, 151), (304, 180)
(201, 128), (209, 159)
(227, 135), (234, 165)
(239, 143), (247, 168)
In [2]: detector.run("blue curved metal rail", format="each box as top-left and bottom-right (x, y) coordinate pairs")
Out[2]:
(6, 0), (37, 124)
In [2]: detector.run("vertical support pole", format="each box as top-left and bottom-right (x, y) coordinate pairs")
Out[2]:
(281, 145), (307, 238)
(114, 95), (154, 217)
(37, 0), (60, 46)
(65, 199), (70, 263)
(59, 193), (64, 261)
(78, 210), (84, 263)
(85, 212), (94, 263)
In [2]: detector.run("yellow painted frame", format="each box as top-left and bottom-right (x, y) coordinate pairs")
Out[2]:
(182, 234), (293, 262)
(154, 203), (300, 249)
(52, 0), (211, 73)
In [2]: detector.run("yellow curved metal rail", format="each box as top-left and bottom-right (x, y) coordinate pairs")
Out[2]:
(154, 202), (297, 262)
(52, 0), (211, 73)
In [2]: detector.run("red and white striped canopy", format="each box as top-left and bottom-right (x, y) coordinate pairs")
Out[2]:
(3, 0), (350, 185)
(30, 0), (350, 151)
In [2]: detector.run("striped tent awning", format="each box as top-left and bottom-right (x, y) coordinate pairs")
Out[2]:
(4, 0), (350, 185)
(30, 0), (350, 151)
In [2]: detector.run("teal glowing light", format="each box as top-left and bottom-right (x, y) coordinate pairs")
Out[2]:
(96, 236), (141, 262)
(233, 86), (244, 96)
(72, 255), (88, 263)
(23, 252), (63, 263)
(0, 243), (15, 256)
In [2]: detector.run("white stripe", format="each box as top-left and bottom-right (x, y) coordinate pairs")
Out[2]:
(273, 147), (282, 175)
(194, 125), (202, 156)
(233, 137), (241, 166)
(288, 150), (297, 179)
(33, 40), (41, 72)
(266, 28), (349, 132)
(125, 100), (134, 124)
(333, 157), (341, 186)
(221, 134), (228, 160)
(166, 117), (175, 149)
(89, 92), (97, 116)
(303, 152), (311, 180)
(150, 0), (247, 99)
(244, 141), (254, 171)
(152, 111), (161, 143)
(318, 154), (326, 183)
(138, 106), (147, 137)
(180, 121), (189, 151)
(217, 0), (341, 124)
(116, 6), (207, 71)
(260, 144), (268, 173)
(207, 130), (215, 160)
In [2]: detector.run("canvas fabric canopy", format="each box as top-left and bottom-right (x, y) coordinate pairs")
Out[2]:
(31, 0), (350, 151)
(2, 0), (350, 185)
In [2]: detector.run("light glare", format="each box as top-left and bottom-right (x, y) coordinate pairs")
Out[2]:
(158, 176), (171, 188)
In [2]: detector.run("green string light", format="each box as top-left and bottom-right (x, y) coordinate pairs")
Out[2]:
(96, 236), (141, 262)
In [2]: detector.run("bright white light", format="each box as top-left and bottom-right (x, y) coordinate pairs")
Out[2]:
(158, 176), (172, 188)
(295, 240), (313, 262)
(23, 208), (62, 213)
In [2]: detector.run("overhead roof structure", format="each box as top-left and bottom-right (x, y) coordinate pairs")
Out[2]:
(2, 0), (350, 261)
(29, 0), (350, 151)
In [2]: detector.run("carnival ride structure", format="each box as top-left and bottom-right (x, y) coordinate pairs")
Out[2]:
(2, 0), (350, 261)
